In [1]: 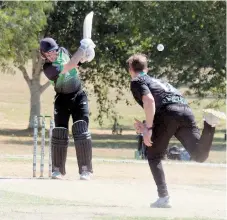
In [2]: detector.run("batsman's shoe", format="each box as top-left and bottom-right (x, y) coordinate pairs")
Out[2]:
(150, 196), (172, 208)
(203, 109), (226, 127)
(80, 166), (92, 180)
(52, 171), (64, 180)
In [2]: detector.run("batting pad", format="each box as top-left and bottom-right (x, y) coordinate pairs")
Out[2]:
(72, 120), (93, 174)
(51, 127), (69, 175)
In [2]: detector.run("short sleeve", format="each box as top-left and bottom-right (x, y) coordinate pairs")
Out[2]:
(131, 80), (151, 102)
(43, 63), (61, 81)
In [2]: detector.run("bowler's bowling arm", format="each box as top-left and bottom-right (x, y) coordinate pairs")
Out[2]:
(142, 93), (155, 129)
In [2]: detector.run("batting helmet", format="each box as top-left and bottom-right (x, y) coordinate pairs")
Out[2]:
(40, 37), (59, 53)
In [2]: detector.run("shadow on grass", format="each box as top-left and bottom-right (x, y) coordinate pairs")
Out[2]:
(1, 130), (226, 151)
(1, 140), (139, 149)
(0, 128), (226, 137)
(0, 128), (33, 137)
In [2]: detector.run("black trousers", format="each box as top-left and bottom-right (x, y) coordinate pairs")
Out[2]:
(147, 104), (215, 197)
(54, 90), (90, 128)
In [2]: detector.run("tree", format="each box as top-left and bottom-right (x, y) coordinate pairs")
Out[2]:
(1, 1), (225, 128)
(45, 1), (226, 126)
(0, 1), (52, 128)
(121, 1), (226, 98)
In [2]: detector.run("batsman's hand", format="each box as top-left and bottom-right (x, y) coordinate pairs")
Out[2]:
(80, 38), (96, 50)
(79, 38), (96, 63)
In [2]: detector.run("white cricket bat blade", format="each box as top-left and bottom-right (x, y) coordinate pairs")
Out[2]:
(83, 11), (94, 39)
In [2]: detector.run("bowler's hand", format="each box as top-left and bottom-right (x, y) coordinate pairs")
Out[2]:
(143, 128), (153, 147)
(134, 118), (145, 133)
(134, 118), (152, 147)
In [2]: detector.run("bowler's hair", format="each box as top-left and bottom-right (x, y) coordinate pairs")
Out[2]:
(126, 54), (148, 72)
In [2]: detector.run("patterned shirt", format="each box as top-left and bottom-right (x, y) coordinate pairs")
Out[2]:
(43, 48), (82, 94)
(130, 73), (187, 111)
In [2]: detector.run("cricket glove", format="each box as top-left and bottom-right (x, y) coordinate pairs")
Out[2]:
(79, 38), (96, 63)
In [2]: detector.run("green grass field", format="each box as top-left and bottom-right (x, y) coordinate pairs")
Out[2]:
(0, 71), (226, 130)
(0, 71), (226, 161)
(0, 72), (226, 162)
(0, 72), (226, 220)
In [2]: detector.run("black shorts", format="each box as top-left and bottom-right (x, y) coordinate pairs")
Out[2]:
(54, 90), (89, 129)
(147, 103), (214, 161)
(148, 104), (199, 160)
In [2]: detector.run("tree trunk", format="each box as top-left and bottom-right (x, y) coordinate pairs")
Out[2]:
(28, 75), (50, 129)
(28, 76), (41, 128)
(18, 50), (50, 129)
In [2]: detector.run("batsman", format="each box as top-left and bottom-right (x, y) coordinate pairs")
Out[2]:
(39, 12), (95, 180)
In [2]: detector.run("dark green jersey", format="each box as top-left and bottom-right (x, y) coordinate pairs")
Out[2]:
(43, 48), (82, 94)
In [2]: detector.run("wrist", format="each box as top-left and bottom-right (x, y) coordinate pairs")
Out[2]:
(146, 126), (153, 131)
(143, 126), (152, 133)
